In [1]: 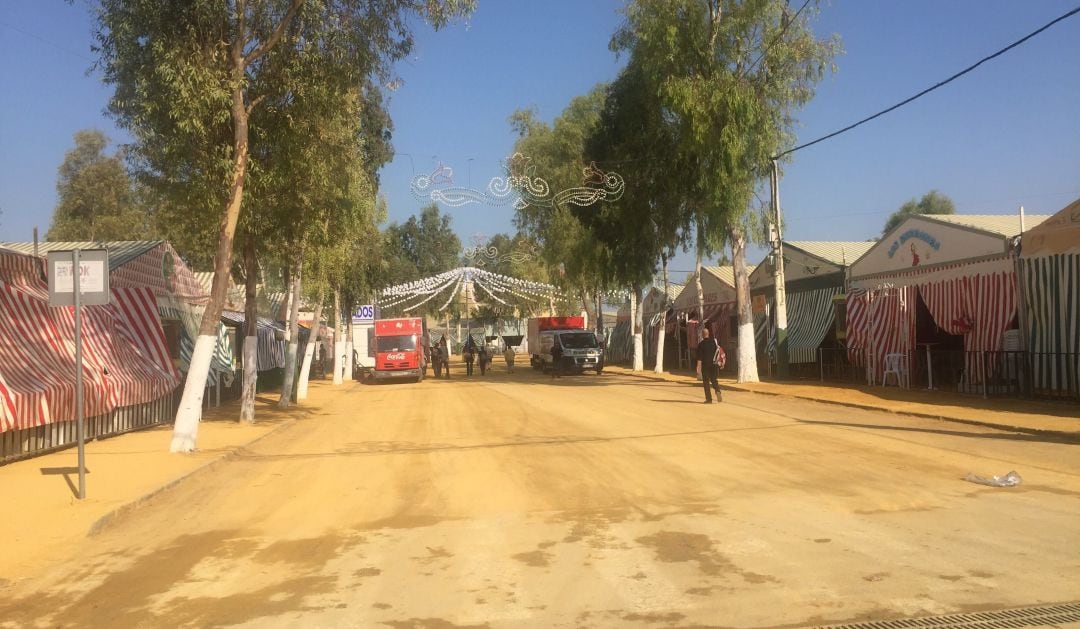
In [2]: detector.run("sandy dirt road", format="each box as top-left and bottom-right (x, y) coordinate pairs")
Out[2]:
(1, 366), (1078, 628)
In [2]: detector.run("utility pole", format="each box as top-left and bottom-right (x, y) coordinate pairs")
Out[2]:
(771, 159), (789, 378)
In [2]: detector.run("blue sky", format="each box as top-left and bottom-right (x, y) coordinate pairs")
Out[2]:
(2, 1), (1078, 280)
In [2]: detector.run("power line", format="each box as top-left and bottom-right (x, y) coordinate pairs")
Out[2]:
(744, 0), (814, 77)
(0, 20), (95, 63)
(774, 5), (1080, 159)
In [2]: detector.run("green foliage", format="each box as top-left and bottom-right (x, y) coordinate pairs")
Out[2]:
(93, 0), (475, 268)
(47, 130), (156, 241)
(882, 190), (956, 236)
(612, 0), (840, 248)
(381, 203), (463, 284)
(510, 89), (613, 297)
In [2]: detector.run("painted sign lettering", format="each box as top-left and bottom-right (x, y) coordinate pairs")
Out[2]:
(887, 228), (941, 258)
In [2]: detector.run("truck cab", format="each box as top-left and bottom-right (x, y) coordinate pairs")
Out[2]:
(528, 316), (604, 374)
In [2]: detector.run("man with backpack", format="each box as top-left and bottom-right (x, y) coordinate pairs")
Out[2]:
(695, 327), (725, 403)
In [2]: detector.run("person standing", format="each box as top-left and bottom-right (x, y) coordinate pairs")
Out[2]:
(463, 340), (475, 376)
(430, 341), (443, 379)
(478, 344), (489, 375)
(550, 338), (563, 379)
(503, 344), (516, 374)
(696, 327), (724, 403)
(439, 337), (450, 378)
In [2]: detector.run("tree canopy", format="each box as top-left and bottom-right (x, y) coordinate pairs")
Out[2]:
(47, 130), (155, 242)
(882, 190), (956, 235)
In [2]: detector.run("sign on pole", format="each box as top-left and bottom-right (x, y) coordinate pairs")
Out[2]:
(48, 249), (110, 306)
(47, 249), (109, 500)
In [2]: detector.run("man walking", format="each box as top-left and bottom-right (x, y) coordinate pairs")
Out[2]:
(463, 339), (475, 376)
(695, 327), (724, 403)
(503, 344), (516, 374)
(439, 337), (450, 378)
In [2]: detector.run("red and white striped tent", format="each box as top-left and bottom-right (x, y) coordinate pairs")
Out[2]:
(0, 247), (180, 432)
(671, 266), (753, 352)
(846, 213), (1049, 384)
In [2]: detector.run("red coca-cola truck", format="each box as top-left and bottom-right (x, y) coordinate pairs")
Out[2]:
(373, 317), (427, 382)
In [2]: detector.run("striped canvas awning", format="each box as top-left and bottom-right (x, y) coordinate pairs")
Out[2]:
(1020, 253), (1079, 392)
(0, 248), (180, 432)
(220, 311), (287, 371)
(767, 287), (842, 364)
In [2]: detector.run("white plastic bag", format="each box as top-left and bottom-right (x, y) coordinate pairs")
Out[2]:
(964, 470), (1022, 487)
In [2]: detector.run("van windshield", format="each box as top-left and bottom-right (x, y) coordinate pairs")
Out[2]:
(377, 335), (416, 352)
(558, 332), (598, 349)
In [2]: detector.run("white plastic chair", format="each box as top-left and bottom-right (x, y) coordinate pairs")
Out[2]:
(881, 353), (907, 388)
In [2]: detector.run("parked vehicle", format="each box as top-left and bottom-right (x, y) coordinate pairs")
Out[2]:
(527, 316), (604, 374)
(373, 317), (426, 383)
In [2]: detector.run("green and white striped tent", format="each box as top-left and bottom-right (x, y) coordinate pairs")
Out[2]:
(750, 241), (874, 364)
(1019, 199), (1080, 396)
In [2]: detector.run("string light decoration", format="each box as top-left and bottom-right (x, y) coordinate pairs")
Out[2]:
(409, 153), (624, 212)
(377, 266), (558, 313)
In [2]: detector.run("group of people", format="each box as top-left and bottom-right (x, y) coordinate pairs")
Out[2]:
(427, 337), (518, 378)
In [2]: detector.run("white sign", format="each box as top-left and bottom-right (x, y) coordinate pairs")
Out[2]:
(48, 249), (110, 307)
(353, 304), (375, 323)
(53, 260), (106, 293)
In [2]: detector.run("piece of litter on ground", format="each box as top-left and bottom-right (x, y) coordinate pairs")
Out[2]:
(964, 470), (1022, 487)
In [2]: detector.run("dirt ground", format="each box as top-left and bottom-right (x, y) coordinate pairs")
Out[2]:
(1, 362), (1078, 628)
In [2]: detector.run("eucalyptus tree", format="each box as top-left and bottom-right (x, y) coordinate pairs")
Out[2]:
(92, 0), (474, 450)
(48, 130), (153, 242)
(509, 90), (612, 323)
(585, 61), (689, 372)
(612, 0), (838, 382)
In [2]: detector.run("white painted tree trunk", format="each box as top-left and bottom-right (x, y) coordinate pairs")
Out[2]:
(332, 290), (344, 385)
(240, 238), (259, 423)
(730, 228), (760, 383)
(345, 339), (354, 382)
(170, 334), (216, 452)
(297, 297), (324, 401)
(278, 259), (303, 408)
(631, 285), (644, 371)
(694, 231), (706, 381)
(654, 257), (670, 374)
(240, 337), (257, 421)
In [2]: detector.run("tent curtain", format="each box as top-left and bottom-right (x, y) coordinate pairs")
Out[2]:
(766, 286), (841, 364)
(1021, 254), (1080, 392)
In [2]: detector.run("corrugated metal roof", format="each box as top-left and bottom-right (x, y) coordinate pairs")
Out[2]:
(0, 240), (163, 269)
(665, 283), (684, 299)
(703, 265), (756, 287)
(918, 214), (1050, 238)
(785, 241), (875, 267)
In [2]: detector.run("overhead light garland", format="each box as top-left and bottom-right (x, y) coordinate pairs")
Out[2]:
(377, 266), (559, 313)
(409, 153), (625, 212)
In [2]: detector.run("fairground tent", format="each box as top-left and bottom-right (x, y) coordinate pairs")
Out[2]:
(0, 241), (234, 387)
(1018, 198), (1080, 396)
(0, 246), (179, 432)
(846, 213), (1048, 385)
(750, 241), (874, 365)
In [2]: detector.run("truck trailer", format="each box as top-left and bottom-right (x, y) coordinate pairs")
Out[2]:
(373, 317), (426, 382)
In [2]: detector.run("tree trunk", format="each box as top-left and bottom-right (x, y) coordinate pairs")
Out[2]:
(693, 224), (706, 381)
(580, 288), (594, 332)
(240, 236), (258, 423)
(332, 289), (345, 385)
(595, 288), (604, 337)
(278, 253), (303, 407)
(730, 226), (760, 383)
(631, 284), (644, 371)
(654, 255), (669, 374)
(297, 288), (325, 401)
(170, 69), (252, 453)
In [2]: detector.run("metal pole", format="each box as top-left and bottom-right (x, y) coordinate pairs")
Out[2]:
(771, 159), (789, 378)
(73, 249), (86, 500)
(926, 344), (934, 390)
